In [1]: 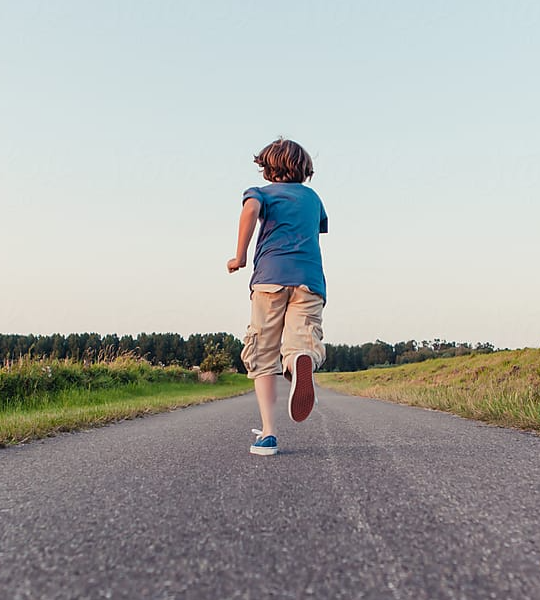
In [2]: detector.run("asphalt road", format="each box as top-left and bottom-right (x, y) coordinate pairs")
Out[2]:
(1, 380), (539, 600)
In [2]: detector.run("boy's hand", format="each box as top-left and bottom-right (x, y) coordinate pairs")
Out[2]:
(227, 257), (246, 273)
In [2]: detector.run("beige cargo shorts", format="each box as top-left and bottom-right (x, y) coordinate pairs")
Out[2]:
(240, 284), (326, 380)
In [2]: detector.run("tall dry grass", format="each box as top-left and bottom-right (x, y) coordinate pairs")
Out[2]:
(316, 349), (540, 431)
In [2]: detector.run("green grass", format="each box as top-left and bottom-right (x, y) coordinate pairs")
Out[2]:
(0, 356), (199, 410)
(0, 373), (253, 447)
(316, 349), (540, 432)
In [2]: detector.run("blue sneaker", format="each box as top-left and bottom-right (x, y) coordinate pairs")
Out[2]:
(250, 428), (278, 456)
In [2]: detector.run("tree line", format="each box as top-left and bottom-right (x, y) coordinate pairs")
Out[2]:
(321, 339), (496, 372)
(0, 333), (497, 373)
(0, 332), (245, 372)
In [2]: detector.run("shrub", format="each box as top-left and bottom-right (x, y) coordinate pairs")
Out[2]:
(199, 342), (231, 375)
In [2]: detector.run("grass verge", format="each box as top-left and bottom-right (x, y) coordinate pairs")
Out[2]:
(316, 349), (540, 432)
(0, 373), (253, 447)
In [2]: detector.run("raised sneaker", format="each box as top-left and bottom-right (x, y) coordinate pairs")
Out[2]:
(288, 354), (317, 422)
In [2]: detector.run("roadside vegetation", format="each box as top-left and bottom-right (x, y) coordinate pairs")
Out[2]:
(316, 349), (540, 432)
(0, 353), (252, 447)
(2, 331), (536, 444)
(0, 332), (246, 373)
(0, 332), (498, 373)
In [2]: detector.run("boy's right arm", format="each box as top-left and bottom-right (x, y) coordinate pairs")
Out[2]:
(227, 198), (261, 273)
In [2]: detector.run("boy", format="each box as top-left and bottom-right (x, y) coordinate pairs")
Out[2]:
(227, 138), (328, 456)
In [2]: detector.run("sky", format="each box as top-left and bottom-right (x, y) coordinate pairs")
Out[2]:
(1, 0), (539, 349)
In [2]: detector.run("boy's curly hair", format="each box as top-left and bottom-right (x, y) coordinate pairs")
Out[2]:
(254, 138), (314, 183)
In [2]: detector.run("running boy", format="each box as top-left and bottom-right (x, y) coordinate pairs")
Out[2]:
(227, 138), (328, 456)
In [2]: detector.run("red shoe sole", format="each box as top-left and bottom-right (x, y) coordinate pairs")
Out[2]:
(289, 355), (315, 422)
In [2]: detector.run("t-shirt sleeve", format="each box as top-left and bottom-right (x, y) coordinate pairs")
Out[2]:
(319, 202), (328, 234)
(242, 187), (265, 219)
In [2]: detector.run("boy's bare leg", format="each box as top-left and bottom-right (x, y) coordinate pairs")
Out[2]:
(254, 374), (278, 437)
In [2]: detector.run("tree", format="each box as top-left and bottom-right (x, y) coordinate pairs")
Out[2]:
(368, 340), (394, 366)
(84, 333), (102, 361)
(66, 334), (82, 360)
(51, 333), (67, 359)
(102, 334), (120, 354)
(221, 333), (245, 373)
(34, 335), (53, 358)
(119, 335), (135, 354)
(185, 334), (205, 367)
(137, 333), (155, 362)
(475, 342), (495, 354)
(394, 340), (417, 362)
(323, 344), (337, 371)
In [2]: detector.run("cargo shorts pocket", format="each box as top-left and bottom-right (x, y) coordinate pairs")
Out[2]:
(308, 322), (326, 365)
(240, 325), (259, 372)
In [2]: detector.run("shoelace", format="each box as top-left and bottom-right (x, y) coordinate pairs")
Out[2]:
(251, 428), (263, 440)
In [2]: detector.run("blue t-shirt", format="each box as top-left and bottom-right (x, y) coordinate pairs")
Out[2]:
(242, 182), (328, 303)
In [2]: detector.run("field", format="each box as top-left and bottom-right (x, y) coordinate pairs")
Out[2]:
(0, 357), (253, 446)
(316, 349), (540, 432)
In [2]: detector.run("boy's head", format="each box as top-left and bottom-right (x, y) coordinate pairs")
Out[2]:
(254, 138), (314, 183)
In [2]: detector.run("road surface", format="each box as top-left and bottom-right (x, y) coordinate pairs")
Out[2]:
(1, 380), (539, 599)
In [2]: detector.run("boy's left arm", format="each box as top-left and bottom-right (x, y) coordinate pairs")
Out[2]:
(227, 198), (261, 273)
